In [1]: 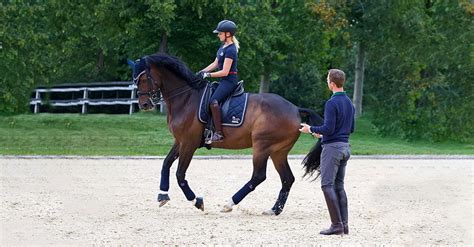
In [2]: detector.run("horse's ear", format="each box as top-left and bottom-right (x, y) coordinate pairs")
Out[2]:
(127, 59), (135, 68)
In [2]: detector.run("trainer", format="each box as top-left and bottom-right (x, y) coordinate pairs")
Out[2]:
(300, 69), (355, 235)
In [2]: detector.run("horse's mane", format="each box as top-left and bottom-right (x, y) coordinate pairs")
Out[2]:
(145, 53), (206, 89)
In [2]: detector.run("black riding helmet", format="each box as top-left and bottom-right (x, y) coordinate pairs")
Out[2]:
(213, 20), (237, 35)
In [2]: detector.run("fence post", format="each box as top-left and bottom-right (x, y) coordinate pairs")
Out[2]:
(82, 88), (88, 114)
(130, 86), (136, 115)
(34, 90), (40, 114)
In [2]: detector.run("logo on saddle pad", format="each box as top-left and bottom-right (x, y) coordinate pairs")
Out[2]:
(231, 116), (240, 124)
(198, 82), (249, 128)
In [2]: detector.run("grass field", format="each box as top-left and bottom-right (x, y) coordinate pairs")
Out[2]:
(0, 113), (472, 156)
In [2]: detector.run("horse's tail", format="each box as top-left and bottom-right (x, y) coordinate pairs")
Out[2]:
(298, 108), (323, 125)
(301, 139), (323, 180)
(298, 108), (323, 180)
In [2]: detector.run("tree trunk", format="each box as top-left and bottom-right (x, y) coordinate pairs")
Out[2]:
(159, 31), (168, 53)
(353, 42), (365, 118)
(259, 67), (270, 93)
(95, 48), (105, 76)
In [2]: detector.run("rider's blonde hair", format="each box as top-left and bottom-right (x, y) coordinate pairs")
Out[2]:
(232, 36), (240, 52)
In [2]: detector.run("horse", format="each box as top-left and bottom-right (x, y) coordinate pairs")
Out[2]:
(128, 53), (323, 215)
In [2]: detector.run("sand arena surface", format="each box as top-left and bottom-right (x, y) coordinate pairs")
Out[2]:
(0, 157), (472, 245)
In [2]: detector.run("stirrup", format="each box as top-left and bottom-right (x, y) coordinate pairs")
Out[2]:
(211, 132), (224, 142)
(204, 129), (213, 145)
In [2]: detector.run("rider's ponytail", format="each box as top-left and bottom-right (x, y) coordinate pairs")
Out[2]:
(232, 36), (240, 52)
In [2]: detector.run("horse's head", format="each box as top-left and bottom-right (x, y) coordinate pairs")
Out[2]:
(128, 57), (162, 111)
(128, 54), (206, 111)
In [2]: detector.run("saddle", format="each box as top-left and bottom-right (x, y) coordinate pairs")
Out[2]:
(198, 80), (249, 146)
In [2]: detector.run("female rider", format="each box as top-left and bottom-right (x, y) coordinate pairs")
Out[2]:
(198, 20), (240, 143)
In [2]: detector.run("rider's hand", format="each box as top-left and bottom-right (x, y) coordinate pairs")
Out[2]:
(197, 71), (211, 79)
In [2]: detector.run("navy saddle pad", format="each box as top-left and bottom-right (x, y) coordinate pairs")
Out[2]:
(198, 81), (249, 127)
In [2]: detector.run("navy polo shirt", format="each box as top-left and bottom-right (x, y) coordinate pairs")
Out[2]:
(216, 43), (238, 80)
(310, 92), (355, 144)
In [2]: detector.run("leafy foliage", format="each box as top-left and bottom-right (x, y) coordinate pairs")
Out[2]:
(1, 0), (472, 142)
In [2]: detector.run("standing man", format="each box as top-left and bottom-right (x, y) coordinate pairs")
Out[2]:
(300, 69), (355, 235)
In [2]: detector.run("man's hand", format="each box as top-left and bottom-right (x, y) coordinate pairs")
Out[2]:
(300, 123), (322, 138)
(312, 133), (322, 138)
(299, 123), (311, 134)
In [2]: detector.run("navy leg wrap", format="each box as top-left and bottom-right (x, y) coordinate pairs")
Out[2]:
(271, 190), (290, 215)
(178, 180), (196, 201)
(232, 181), (255, 204)
(160, 168), (171, 191)
(232, 174), (266, 204)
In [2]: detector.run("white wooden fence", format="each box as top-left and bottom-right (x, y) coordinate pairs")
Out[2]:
(29, 82), (164, 114)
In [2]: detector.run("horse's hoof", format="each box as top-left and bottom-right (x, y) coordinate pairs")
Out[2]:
(159, 200), (169, 207)
(157, 193), (170, 207)
(194, 197), (204, 211)
(221, 204), (233, 213)
(262, 209), (276, 216)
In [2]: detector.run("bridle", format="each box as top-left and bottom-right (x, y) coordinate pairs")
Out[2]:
(134, 69), (194, 106)
(134, 70), (162, 106)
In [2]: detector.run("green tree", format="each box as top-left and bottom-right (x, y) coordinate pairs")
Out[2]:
(365, 1), (473, 141)
(1, 2), (52, 114)
(2, 0), (472, 144)
(271, 0), (339, 110)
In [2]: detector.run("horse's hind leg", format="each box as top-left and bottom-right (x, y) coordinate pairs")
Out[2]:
(222, 151), (269, 212)
(264, 149), (295, 215)
(158, 142), (179, 207)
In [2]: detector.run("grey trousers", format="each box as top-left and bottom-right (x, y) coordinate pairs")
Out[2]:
(320, 142), (351, 188)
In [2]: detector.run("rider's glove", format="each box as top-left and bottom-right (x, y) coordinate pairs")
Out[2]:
(197, 71), (211, 79)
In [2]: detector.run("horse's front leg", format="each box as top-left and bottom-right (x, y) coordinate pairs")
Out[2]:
(158, 142), (179, 207)
(176, 145), (204, 211)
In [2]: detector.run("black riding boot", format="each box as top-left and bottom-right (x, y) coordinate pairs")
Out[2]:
(210, 101), (224, 143)
(340, 200), (349, 234)
(336, 186), (349, 234)
(340, 199), (349, 234)
(320, 186), (344, 235)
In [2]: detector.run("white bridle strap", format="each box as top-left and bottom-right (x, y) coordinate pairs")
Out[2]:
(133, 70), (146, 84)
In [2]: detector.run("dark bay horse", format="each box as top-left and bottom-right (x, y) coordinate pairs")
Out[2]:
(129, 53), (322, 215)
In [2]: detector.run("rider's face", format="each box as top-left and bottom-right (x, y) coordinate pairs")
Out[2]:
(217, 32), (225, 42)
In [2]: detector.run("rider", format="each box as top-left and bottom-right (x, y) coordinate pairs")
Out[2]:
(198, 20), (240, 143)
